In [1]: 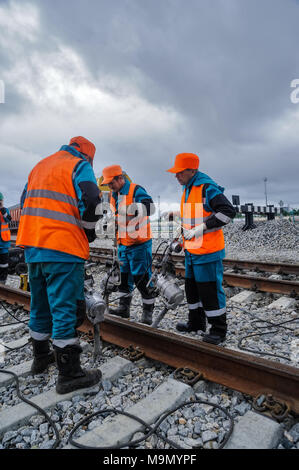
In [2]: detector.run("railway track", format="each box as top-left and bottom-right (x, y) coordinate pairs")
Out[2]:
(0, 283), (298, 416)
(0, 300), (297, 450)
(89, 246), (299, 274)
(9, 242), (299, 295)
(9, 243), (299, 296)
(0, 252), (298, 450)
(89, 247), (299, 296)
(0, 335), (234, 450)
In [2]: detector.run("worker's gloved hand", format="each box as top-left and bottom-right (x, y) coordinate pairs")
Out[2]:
(183, 223), (207, 240)
(0, 207), (7, 216)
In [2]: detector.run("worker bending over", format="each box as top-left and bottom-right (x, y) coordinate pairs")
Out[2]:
(102, 165), (156, 325)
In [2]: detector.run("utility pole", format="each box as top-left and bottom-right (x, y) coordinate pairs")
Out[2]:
(264, 177), (268, 207)
(279, 200), (284, 219)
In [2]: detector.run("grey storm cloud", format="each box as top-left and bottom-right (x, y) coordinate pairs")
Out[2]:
(0, 0), (299, 211)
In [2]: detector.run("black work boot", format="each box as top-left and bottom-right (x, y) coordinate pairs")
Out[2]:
(109, 294), (131, 319)
(54, 344), (102, 394)
(30, 339), (55, 375)
(176, 308), (206, 333)
(0, 271), (8, 284)
(203, 313), (227, 345)
(30, 338), (55, 375)
(141, 302), (154, 325)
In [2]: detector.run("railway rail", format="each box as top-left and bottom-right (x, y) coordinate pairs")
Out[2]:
(1, 283), (298, 416)
(89, 246), (299, 274)
(10, 244), (297, 296)
(89, 247), (299, 296)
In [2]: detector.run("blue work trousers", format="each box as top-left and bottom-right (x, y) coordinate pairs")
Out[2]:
(28, 262), (85, 341)
(118, 241), (153, 296)
(185, 253), (226, 318)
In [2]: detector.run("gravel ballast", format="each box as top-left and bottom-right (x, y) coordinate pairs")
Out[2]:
(0, 218), (298, 449)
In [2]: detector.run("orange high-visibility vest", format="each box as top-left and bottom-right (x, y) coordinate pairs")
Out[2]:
(16, 150), (89, 259)
(0, 211), (11, 242)
(111, 183), (152, 246)
(181, 184), (225, 255)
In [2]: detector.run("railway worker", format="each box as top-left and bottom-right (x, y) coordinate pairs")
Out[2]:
(16, 136), (102, 394)
(0, 192), (12, 284)
(167, 153), (236, 345)
(101, 165), (156, 325)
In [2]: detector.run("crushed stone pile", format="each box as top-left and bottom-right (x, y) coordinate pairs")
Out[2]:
(223, 219), (299, 263)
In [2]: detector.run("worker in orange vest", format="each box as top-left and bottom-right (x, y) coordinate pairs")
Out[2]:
(0, 192), (11, 284)
(101, 165), (156, 325)
(16, 137), (102, 394)
(167, 153), (236, 345)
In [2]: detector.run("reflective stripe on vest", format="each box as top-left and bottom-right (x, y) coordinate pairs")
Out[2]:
(16, 150), (90, 259)
(112, 183), (152, 246)
(0, 212), (11, 242)
(181, 185), (225, 255)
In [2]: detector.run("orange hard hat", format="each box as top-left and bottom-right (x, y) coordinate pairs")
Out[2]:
(102, 165), (123, 184)
(167, 153), (199, 173)
(69, 136), (96, 160)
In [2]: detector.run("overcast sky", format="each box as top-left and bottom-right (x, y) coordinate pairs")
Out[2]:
(1, 0), (299, 213)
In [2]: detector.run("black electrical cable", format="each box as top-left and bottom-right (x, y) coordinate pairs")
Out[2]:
(238, 332), (291, 361)
(0, 339), (30, 351)
(0, 300), (29, 326)
(68, 408), (154, 449)
(0, 300), (30, 350)
(230, 305), (299, 361)
(68, 399), (234, 450)
(152, 399), (234, 450)
(0, 369), (61, 448)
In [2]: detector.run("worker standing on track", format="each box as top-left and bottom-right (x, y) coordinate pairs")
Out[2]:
(167, 153), (236, 345)
(101, 165), (156, 325)
(16, 137), (102, 394)
(0, 192), (11, 284)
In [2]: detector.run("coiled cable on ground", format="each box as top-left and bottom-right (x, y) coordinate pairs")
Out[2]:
(0, 300), (29, 327)
(0, 300), (30, 350)
(0, 369), (61, 448)
(68, 399), (234, 450)
(230, 305), (298, 361)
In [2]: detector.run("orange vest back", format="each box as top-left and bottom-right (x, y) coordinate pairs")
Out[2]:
(16, 150), (89, 259)
(181, 184), (225, 255)
(0, 212), (11, 242)
(111, 183), (152, 246)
